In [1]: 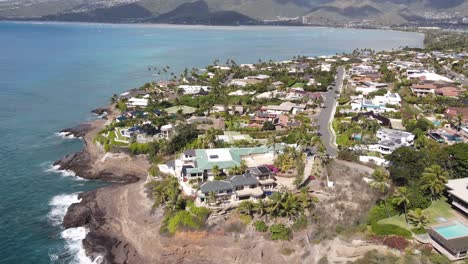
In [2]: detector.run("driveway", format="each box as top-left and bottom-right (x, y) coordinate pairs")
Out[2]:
(316, 67), (345, 158)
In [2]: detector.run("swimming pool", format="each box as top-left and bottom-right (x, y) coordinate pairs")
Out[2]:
(435, 223), (468, 239)
(443, 133), (464, 142)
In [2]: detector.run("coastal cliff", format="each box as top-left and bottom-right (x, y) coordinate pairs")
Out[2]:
(55, 107), (150, 263)
(55, 107), (390, 264)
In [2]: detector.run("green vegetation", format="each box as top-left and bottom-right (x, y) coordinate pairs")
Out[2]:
(253, 220), (268, 232)
(269, 224), (291, 240)
(161, 203), (210, 235)
(370, 222), (412, 239)
(146, 177), (211, 235)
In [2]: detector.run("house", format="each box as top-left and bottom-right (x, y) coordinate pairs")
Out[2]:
(196, 166), (277, 205)
(197, 172), (263, 205)
(351, 92), (401, 113)
(427, 178), (468, 260)
(354, 81), (388, 95)
(369, 128), (415, 154)
(178, 85), (211, 95)
(160, 124), (174, 139)
(211, 105), (244, 115)
(263, 102), (306, 115)
(446, 178), (468, 214)
(411, 82), (437, 97)
(445, 107), (468, 126)
(174, 147), (273, 181)
(436, 86), (465, 97)
(407, 70), (453, 83)
(351, 112), (391, 127)
(127, 96), (149, 108)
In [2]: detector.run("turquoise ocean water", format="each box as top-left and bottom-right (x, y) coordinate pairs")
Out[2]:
(0, 21), (423, 263)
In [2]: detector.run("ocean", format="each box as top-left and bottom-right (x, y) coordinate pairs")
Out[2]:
(0, 21), (423, 263)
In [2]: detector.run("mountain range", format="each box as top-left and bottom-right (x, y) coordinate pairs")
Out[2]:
(0, 0), (467, 26)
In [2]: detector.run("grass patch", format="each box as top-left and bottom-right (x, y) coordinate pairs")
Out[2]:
(371, 222), (412, 239)
(378, 197), (454, 230)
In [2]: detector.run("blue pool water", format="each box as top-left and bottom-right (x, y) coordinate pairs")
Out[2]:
(0, 21), (423, 263)
(435, 223), (468, 239)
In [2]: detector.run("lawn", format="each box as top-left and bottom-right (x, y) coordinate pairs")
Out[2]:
(109, 130), (129, 146)
(378, 197), (454, 230)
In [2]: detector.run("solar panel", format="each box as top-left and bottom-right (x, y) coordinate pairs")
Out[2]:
(258, 166), (271, 174)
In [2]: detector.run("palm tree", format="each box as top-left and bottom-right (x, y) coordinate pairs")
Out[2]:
(408, 208), (430, 229)
(203, 129), (218, 149)
(267, 135), (279, 159)
(369, 167), (391, 217)
(454, 113), (463, 131)
(421, 165), (448, 201)
(239, 160), (248, 174)
(280, 194), (301, 221)
(255, 199), (268, 219)
(211, 165), (221, 179)
(394, 187), (411, 225)
(238, 200), (256, 217)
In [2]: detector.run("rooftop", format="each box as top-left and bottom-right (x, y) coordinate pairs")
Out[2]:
(446, 178), (468, 203)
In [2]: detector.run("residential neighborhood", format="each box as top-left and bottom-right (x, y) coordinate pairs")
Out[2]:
(95, 44), (467, 262)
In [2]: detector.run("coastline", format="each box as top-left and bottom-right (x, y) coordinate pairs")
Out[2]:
(56, 106), (394, 264)
(55, 106), (152, 262)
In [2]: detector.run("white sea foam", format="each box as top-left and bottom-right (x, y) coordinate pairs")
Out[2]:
(61, 227), (103, 264)
(46, 164), (80, 178)
(47, 193), (103, 264)
(55, 131), (77, 139)
(47, 193), (81, 226)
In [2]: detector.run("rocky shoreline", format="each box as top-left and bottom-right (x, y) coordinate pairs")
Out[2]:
(55, 107), (150, 263)
(54, 106), (392, 264)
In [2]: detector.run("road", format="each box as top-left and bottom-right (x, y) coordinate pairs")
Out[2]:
(316, 67), (345, 158)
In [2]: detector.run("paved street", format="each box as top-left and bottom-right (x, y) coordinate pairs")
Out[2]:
(316, 67), (345, 158)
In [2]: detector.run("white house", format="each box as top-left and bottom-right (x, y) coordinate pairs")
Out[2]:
(178, 85), (211, 95)
(369, 128), (415, 154)
(127, 97), (149, 108)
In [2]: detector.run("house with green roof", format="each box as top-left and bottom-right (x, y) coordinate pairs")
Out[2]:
(176, 147), (272, 181)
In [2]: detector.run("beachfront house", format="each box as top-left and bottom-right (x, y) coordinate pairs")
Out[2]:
(196, 165), (277, 205)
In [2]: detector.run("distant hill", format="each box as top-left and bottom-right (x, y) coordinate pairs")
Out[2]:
(151, 0), (257, 25)
(40, 3), (153, 22)
(0, 0), (467, 26)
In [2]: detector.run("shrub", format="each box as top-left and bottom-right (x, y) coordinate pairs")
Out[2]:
(367, 203), (397, 224)
(381, 235), (409, 251)
(292, 215), (308, 231)
(407, 186), (431, 210)
(254, 220), (268, 232)
(371, 222), (412, 239)
(280, 247), (295, 256)
(160, 204), (210, 235)
(270, 224), (291, 240)
(238, 214), (252, 225)
(129, 142), (149, 154)
(411, 227), (427, 235)
(426, 252), (451, 264)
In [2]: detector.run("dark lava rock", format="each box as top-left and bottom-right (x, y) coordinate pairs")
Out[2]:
(63, 191), (96, 229)
(91, 107), (109, 118)
(59, 124), (93, 138)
